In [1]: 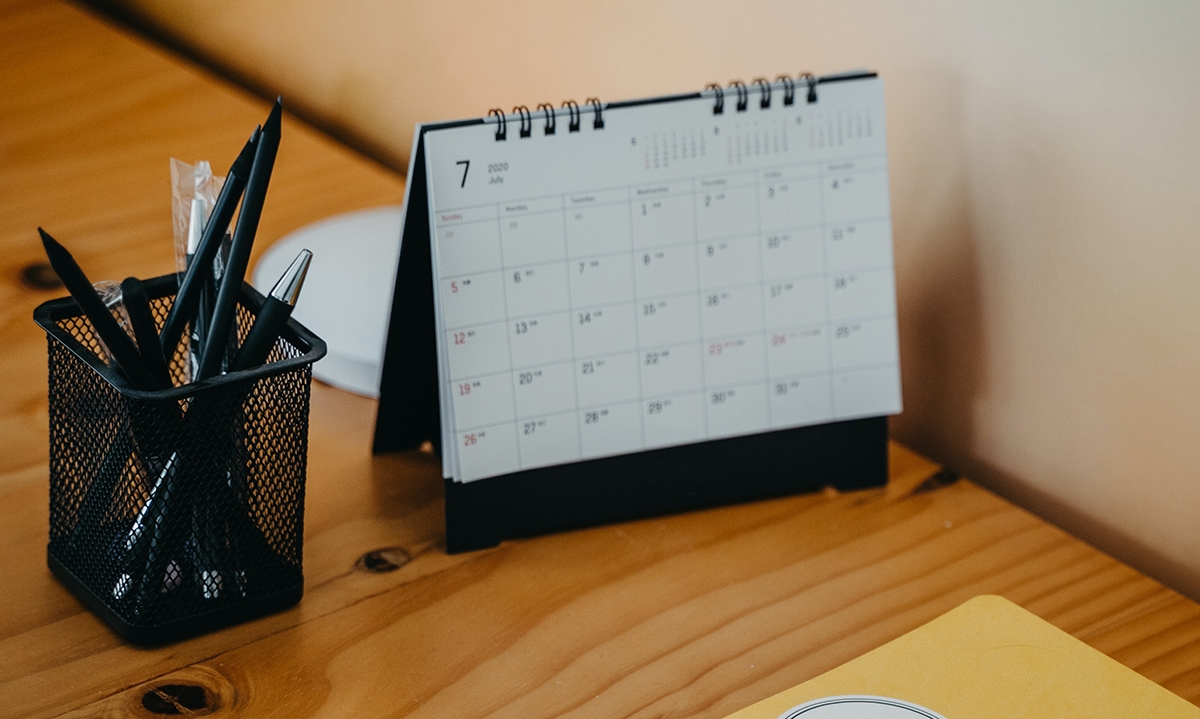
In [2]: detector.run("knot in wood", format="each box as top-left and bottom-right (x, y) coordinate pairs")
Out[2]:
(356, 546), (411, 573)
(20, 262), (63, 290)
(142, 684), (212, 715)
(912, 468), (961, 495)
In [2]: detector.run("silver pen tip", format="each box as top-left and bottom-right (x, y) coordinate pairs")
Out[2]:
(186, 196), (207, 254)
(270, 249), (312, 306)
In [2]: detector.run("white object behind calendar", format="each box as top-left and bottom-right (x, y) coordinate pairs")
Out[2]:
(254, 206), (403, 397)
(420, 74), (902, 483)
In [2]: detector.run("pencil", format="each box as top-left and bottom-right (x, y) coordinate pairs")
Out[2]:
(121, 276), (174, 389)
(39, 228), (164, 391)
(197, 98), (282, 380)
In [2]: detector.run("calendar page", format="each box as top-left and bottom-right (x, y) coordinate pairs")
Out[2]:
(422, 75), (901, 483)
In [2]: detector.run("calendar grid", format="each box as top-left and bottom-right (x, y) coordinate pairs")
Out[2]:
(437, 254), (894, 330)
(561, 198), (586, 457)
(433, 213), (893, 282)
(688, 178), (711, 436)
(752, 163), (774, 427)
(453, 360), (901, 435)
(445, 311), (897, 386)
(818, 161), (837, 413)
(494, 210), (523, 469)
(438, 158), (902, 477)
(625, 186), (649, 447)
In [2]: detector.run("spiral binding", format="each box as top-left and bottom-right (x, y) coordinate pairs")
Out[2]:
(704, 83), (724, 115)
(730, 80), (748, 112)
(537, 103), (556, 135)
(585, 98), (605, 129)
(799, 72), (818, 103)
(514, 105), (532, 138)
(563, 100), (581, 133)
(752, 77), (771, 109)
(486, 71), (823, 143)
(776, 74), (795, 106)
(487, 108), (506, 141)
(705, 74), (818, 114)
(487, 98), (600, 141)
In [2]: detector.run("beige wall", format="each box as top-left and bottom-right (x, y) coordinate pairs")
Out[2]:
(94, 0), (1200, 598)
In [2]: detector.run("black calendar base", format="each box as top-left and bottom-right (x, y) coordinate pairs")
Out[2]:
(443, 415), (887, 553)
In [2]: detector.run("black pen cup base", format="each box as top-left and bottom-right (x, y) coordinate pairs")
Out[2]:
(47, 552), (303, 645)
(35, 275), (326, 645)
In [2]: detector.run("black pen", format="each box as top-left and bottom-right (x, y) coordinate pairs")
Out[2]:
(201, 231), (231, 369)
(198, 98), (283, 380)
(121, 277), (174, 389)
(159, 128), (260, 364)
(39, 229), (164, 391)
(125, 451), (187, 613)
(230, 249), (311, 371)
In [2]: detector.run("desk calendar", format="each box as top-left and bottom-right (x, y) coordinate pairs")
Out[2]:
(376, 71), (902, 551)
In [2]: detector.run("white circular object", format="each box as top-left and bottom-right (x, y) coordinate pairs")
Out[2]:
(253, 206), (403, 397)
(777, 696), (947, 719)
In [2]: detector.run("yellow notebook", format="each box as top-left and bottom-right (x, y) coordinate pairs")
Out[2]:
(725, 595), (1198, 719)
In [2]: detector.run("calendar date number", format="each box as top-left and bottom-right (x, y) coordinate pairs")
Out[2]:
(578, 310), (604, 325)
(516, 368), (546, 386)
(513, 318), (539, 336)
(774, 380), (801, 396)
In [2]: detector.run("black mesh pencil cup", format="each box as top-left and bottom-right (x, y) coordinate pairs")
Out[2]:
(34, 275), (326, 645)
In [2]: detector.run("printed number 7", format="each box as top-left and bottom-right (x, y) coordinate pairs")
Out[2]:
(456, 160), (470, 188)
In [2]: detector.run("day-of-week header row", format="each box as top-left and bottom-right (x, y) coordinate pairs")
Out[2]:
(436, 155), (887, 224)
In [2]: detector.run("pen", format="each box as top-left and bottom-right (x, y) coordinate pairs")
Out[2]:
(230, 248), (311, 371)
(39, 228), (164, 391)
(197, 98), (283, 380)
(182, 253), (308, 601)
(121, 276), (174, 389)
(214, 231), (236, 369)
(186, 196), (209, 375)
(125, 451), (188, 613)
(201, 231), (231, 371)
(159, 128), (260, 364)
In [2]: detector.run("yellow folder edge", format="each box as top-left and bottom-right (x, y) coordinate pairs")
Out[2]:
(723, 595), (1199, 719)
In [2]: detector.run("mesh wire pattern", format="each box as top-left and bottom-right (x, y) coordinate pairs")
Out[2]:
(35, 276), (325, 644)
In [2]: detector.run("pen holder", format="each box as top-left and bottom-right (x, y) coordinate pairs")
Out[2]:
(34, 275), (326, 645)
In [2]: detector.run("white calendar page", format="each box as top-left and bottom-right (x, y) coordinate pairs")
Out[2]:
(422, 75), (901, 482)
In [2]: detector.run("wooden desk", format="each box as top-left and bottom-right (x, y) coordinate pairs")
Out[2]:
(1, 1), (1197, 717)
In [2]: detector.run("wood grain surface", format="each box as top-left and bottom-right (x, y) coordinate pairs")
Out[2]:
(0, 1), (1197, 717)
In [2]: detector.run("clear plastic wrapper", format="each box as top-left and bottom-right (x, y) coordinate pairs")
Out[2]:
(91, 279), (133, 363)
(169, 159), (224, 281)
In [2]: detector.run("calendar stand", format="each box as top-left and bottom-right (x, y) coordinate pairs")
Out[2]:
(374, 74), (902, 552)
(375, 74), (897, 552)
(442, 417), (886, 552)
(374, 131), (444, 455)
